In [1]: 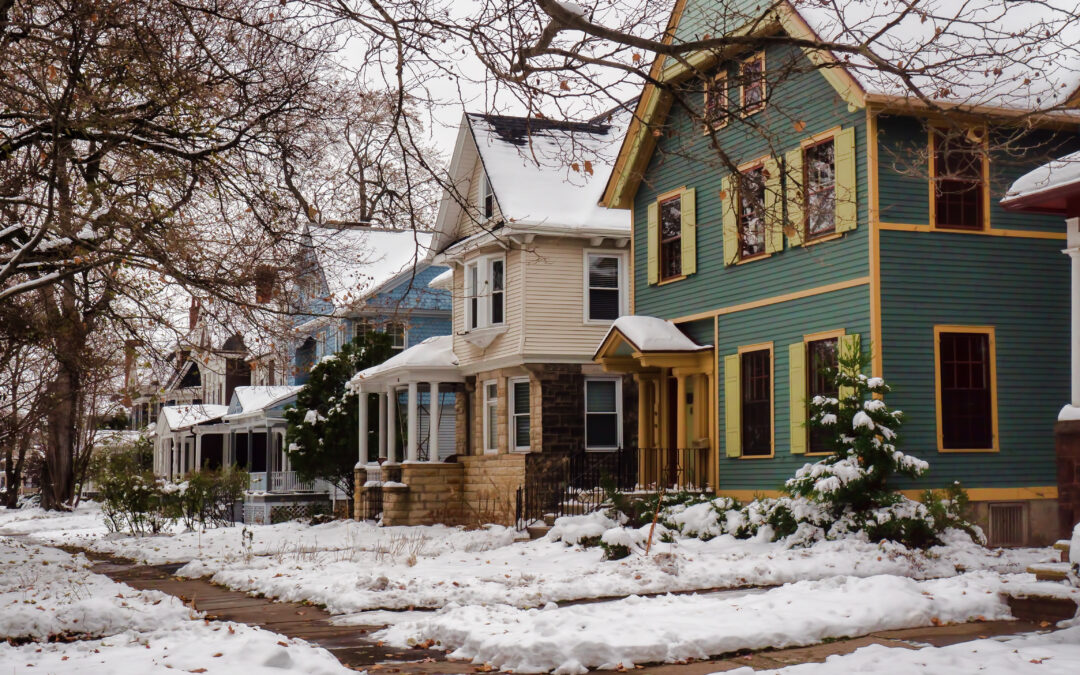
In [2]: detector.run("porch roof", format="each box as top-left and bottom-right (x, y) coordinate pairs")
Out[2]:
(222, 385), (301, 422)
(594, 316), (713, 373)
(159, 404), (230, 433)
(1001, 150), (1080, 215)
(348, 335), (464, 390)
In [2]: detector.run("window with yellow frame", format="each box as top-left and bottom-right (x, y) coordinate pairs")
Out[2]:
(929, 127), (990, 231)
(933, 325), (998, 452)
(739, 52), (766, 116)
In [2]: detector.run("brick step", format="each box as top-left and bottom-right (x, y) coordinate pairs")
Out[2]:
(526, 525), (551, 540)
(1053, 539), (1072, 563)
(1006, 594), (1079, 623)
(1027, 562), (1070, 582)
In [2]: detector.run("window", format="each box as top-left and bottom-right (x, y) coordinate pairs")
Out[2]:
(932, 129), (986, 230)
(740, 53), (765, 115)
(384, 322), (406, 350)
(806, 337), (839, 454)
(704, 72), (729, 130)
(585, 378), (621, 450)
(509, 377), (530, 451)
(936, 328), (996, 451)
(586, 253), (623, 321)
(483, 380), (498, 453)
(465, 255), (506, 330)
(804, 138), (836, 239)
(481, 172), (495, 219)
(659, 195), (682, 279)
(738, 166), (767, 259)
(741, 348), (771, 456)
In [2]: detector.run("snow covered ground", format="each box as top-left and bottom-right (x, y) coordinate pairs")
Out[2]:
(0, 535), (354, 674)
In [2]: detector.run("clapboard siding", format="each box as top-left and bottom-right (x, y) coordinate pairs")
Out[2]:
(451, 244), (523, 369)
(880, 231), (1068, 488)
(633, 42), (869, 321)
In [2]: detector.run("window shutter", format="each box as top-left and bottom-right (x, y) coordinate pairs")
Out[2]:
(724, 354), (741, 457)
(837, 333), (861, 403)
(764, 157), (784, 254)
(788, 342), (806, 454)
(785, 148), (805, 247)
(647, 202), (659, 284)
(835, 127), (857, 232)
(721, 175), (738, 265)
(680, 188), (697, 276)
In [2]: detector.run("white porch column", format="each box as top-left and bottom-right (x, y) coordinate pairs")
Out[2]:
(387, 388), (398, 463)
(1068, 217), (1080, 406)
(171, 438), (178, 477)
(378, 392), (388, 462)
(194, 433), (202, 471)
(406, 381), (419, 462)
(357, 391), (369, 466)
(428, 382), (440, 462)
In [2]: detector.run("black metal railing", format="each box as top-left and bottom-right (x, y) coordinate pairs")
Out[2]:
(515, 446), (711, 530)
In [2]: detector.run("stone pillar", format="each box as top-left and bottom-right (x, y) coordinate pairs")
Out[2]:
(1067, 228), (1080, 406)
(387, 388), (398, 464)
(378, 392), (388, 461)
(1056, 420), (1080, 537)
(407, 381), (419, 462)
(353, 465), (368, 520)
(357, 391), (369, 466)
(429, 382), (440, 462)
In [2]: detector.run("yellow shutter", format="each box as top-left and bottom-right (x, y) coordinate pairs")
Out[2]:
(785, 147), (805, 247)
(788, 342), (806, 454)
(681, 187), (697, 276)
(837, 333), (861, 403)
(724, 353), (741, 457)
(721, 175), (738, 265)
(835, 126), (857, 233)
(764, 157), (783, 254)
(647, 201), (659, 284)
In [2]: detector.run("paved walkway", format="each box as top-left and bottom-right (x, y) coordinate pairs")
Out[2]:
(71, 546), (1046, 674)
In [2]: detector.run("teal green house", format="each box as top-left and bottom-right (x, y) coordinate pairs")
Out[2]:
(593, 0), (1080, 545)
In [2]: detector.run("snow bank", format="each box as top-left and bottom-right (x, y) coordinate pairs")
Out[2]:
(378, 572), (1015, 673)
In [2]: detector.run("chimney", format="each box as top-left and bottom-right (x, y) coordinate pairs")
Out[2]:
(189, 296), (200, 331)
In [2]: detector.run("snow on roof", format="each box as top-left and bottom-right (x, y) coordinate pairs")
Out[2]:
(225, 386), (301, 418)
(349, 335), (459, 387)
(1001, 150), (1080, 205)
(790, 0), (1080, 111)
(160, 404), (229, 431)
(467, 109), (632, 233)
(307, 227), (434, 307)
(428, 267), (454, 290)
(603, 316), (711, 353)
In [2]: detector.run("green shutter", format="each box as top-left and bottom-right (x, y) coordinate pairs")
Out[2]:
(724, 353), (741, 457)
(789, 342), (806, 454)
(837, 333), (861, 403)
(721, 175), (738, 265)
(785, 147), (805, 247)
(681, 187), (697, 276)
(835, 126), (857, 233)
(647, 201), (659, 284)
(764, 157), (784, 254)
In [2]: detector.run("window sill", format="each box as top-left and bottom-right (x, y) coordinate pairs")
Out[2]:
(738, 452), (774, 460)
(931, 223), (987, 233)
(735, 252), (771, 266)
(802, 231), (843, 247)
(461, 324), (507, 349)
(938, 447), (998, 454)
(657, 274), (687, 286)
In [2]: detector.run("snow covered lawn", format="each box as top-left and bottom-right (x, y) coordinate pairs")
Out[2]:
(0, 536), (352, 674)
(376, 571), (1020, 674)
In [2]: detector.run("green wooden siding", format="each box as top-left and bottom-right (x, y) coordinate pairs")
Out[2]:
(633, 42), (868, 321)
(713, 284), (871, 491)
(880, 231), (1068, 489)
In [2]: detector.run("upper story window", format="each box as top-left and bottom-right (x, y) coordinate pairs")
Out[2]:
(659, 195), (682, 280)
(481, 172), (495, 219)
(738, 165), (767, 259)
(585, 253), (625, 322)
(704, 72), (729, 130)
(740, 52), (766, 116)
(384, 321), (406, 351)
(804, 138), (837, 240)
(465, 255), (505, 330)
(932, 129), (986, 231)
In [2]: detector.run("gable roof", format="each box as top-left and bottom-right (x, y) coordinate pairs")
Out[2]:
(304, 226), (435, 308)
(596, 316), (712, 358)
(603, 0), (1080, 208)
(432, 108), (632, 253)
(224, 385), (301, 419)
(160, 404), (229, 432)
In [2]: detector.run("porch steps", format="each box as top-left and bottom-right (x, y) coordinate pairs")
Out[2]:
(1027, 562), (1070, 582)
(1009, 537), (1077, 623)
(525, 514), (557, 540)
(1053, 539), (1071, 562)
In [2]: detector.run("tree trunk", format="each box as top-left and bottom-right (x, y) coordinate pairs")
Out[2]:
(41, 363), (79, 510)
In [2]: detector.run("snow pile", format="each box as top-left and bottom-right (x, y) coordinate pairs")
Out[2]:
(378, 572), (1016, 673)
(601, 315), (711, 353)
(1070, 522), (1080, 587)
(546, 510), (622, 545)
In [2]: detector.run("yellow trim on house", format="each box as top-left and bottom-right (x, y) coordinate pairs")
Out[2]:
(800, 125), (844, 149)
(802, 329), (846, 456)
(877, 222), (1066, 240)
(713, 314), (720, 488)
(933, 325), (1000, 453)
(629, 207), (636, 314)
(735, 341), (775, 459)
(673, 276), (871, 324)
(866, 110), (883, 378)
(716, 486), (1059, 502)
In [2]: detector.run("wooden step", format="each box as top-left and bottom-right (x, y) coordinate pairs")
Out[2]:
(1006, 594), (1079, 623)
(1027, 562), (1070, 582)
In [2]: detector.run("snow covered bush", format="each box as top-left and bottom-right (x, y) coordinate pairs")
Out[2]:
(171, 468), (248, 530)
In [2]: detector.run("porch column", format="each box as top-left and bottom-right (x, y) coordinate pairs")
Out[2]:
(406, 381), (419, 462)
(357, 391), (369, 465)
(428, 382), (440, 462)
(170, 438), (178, 476)
(378, 392), (388, 461)
(247, 429), (253, 469)
(387, 387), (398, 463)
(676, 373), (688, 448)
(635, 376), (651, 448)
(1068, 219), (1080, 406)
(195, 433), (202, 471)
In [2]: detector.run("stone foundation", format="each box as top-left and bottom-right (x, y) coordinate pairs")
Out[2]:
(381, 462), (465, 526)
(1055, 419), (1080, 537)
(968, 497), (1060, 547)
(459, 453), (526, 526)
(353, 466), (367, 521)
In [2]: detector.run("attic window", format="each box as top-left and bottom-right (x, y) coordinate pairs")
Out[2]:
(704, 72), (729, 130)
(740, 52), (766, 116)
(481, 173), (495, 219)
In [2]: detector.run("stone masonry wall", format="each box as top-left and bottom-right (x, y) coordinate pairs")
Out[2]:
(460, 453), (526, 526)
(1055, 419), (1080, 537)
(382, 462), (465, 526)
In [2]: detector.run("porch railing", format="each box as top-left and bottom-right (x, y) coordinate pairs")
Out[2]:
(269, 470), (316, 493)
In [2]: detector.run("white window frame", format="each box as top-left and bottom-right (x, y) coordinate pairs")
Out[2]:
(508, 376), (531, 452)
(582, 250), (628, 324)
(464, 254), (507, 331)
(384, 321), (407, 351)
(482, 379), (499, 454)
(584, 377), (623, 451)
(480, 172), (495, 219)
